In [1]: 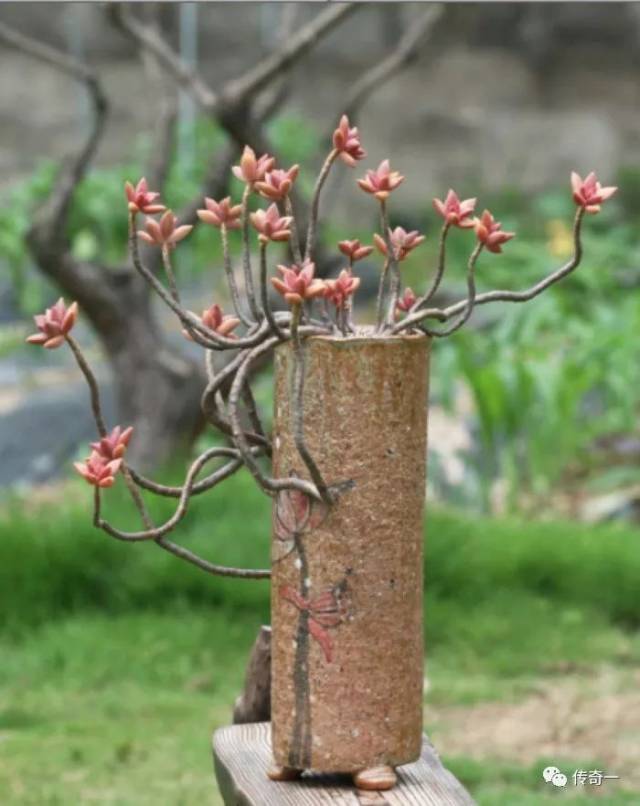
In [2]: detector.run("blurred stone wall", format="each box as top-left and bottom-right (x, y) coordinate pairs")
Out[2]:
(1, 1), (639, 211)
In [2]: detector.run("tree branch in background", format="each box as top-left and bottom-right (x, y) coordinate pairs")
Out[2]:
(147, 95), (178, 193)
(250, 3), (301, 122)
(110, 3), (217, 111)
(220, 4), (357, 108)
(340, 5), (443, 125)
(0, 21), (108, 250)
(134, 4), (179, 193)
(0, 21), (95, 80)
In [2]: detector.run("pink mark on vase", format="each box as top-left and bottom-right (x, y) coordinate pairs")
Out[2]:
(273, 476), (327, 562)
(280, 584), (350, 663)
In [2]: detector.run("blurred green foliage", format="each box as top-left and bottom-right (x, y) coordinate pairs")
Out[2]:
(0, 162), (58, 312)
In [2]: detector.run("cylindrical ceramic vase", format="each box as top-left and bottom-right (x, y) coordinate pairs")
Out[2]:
(270, 334), (430, 777)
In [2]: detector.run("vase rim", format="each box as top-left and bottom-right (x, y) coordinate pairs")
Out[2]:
(307, 329), (429, 345)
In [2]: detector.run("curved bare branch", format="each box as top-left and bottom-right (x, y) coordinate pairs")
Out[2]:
(421, 242), (483, 338)
(394, 208), (585, 333)
(0, 21), (108, 251)
(94, 446), (237, 541)
(128, 447), (244, 497)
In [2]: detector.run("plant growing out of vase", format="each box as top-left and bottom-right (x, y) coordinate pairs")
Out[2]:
(27, 116), (616, 791)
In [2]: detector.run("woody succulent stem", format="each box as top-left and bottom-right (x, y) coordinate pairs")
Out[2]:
(241, 184), (261, 321)
(393, 206), (588, 334)
(380, 200), (401, 329)
(259, 242), (286, 341)
(65, 305), (269, 577)
(65, 334), (107, 437)
(161, 245), (181, 303)
(221, 223), (252, 326)
(411, 222), (451, 313)
(291, 304), (333, 506)
(426, 241), (483, 338)
(67, 334), (153, 531)
(284, 196), (303, 265)
(228, 330), (326, 501)
(305, 148), (338, 261)
(375, 256), (390, 332)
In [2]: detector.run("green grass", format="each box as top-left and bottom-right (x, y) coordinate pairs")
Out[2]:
(446, 757), (640, 805)
(0, 610), (250, 805)
(1, 472), (640, 802)
(426, 592), (636, 705)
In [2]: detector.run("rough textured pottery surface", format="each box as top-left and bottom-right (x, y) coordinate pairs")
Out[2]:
(271, 334), (430, 773)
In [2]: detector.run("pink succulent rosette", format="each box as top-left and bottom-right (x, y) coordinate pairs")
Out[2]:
(373, 226), (425, 261)
(571, 171), (617, 214)
(323, 269), (361, 309)
(232, 146), (275, 186)
(254, 165), (300, 201)
(271, 261), (326, 306)
(250, 204), (292, 244)
(74, 452), (122, 489)
(432, 189), (476, 228)
(90, 426), (134, 461)
(473, 210), (515, 254)
(396, 287), (417, 314)
(26, 298), (78, 349)
(357, 159), (404, 201)
(276, 258), (315, 277)
(184, 303), (240, 341)
(338, 239), (373, 262)
(197, 197), (242, 230)
(125, 177), (165, 215)
(332, 115), (366, 167)
(138, 210), (193, 249)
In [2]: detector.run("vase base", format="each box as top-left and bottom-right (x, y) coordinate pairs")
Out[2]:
(353, 765), (397, 791)
(266, 764), (302, 782)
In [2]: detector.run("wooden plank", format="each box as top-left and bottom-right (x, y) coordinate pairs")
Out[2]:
(213, 722), (476, 806)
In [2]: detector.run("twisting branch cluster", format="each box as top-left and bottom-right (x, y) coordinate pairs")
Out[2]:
(26, 91), (616, 582)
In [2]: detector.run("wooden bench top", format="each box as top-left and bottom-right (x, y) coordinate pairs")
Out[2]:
(213, 722), (475, 805)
